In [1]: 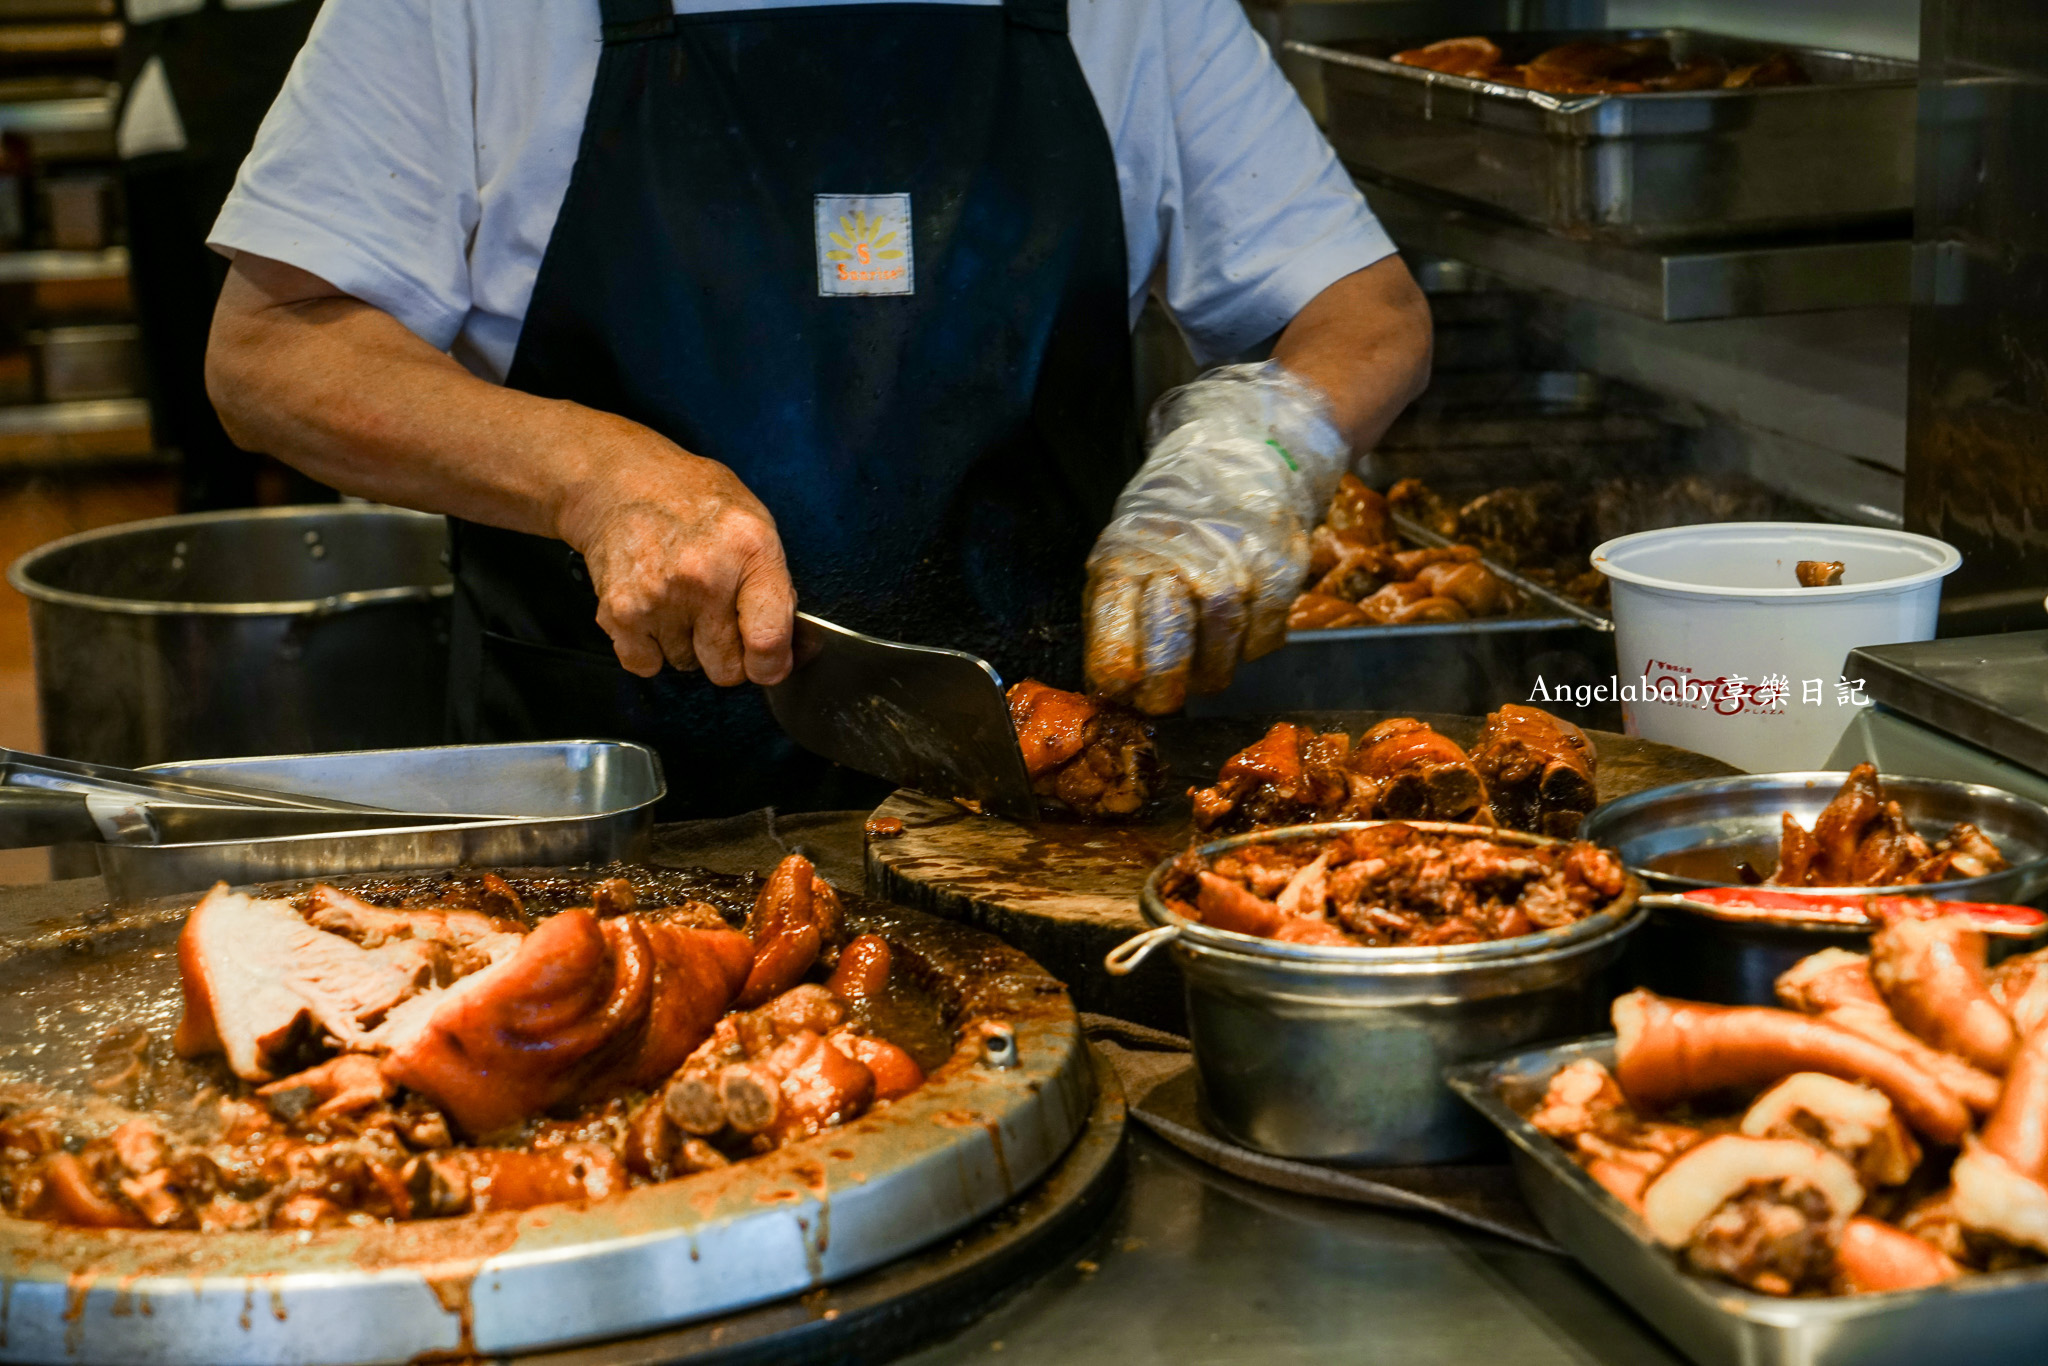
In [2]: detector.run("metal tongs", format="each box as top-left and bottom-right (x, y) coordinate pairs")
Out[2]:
(0, 747), (488, 848)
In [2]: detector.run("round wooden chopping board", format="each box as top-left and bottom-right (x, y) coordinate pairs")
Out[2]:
(864, 710), (1738, 1029)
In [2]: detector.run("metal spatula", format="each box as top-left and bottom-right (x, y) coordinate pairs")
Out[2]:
(762, 613), (1036, 823)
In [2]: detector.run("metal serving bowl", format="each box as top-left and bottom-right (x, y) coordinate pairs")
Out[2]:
(1583, 772), (2048, 1004)
(1124, 821), (1646, 1165)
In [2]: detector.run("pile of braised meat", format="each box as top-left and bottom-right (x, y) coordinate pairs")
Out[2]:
(1531, 914), (2048, 1296)
(0, 857), (933, 1232)
(1289, 475), (1518, 631)
(1385, 474), (1806, 613)
(1158, 822), (1626, 949)
(1796, 560), (1846, 588)
(1191, 704), (1598, 839)
(1391, 35), (1809, 95)
(1770, 765), (2007, 888)
(1007, 679), (1161, 822)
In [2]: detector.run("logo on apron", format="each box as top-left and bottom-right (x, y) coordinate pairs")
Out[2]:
(815, 194), (913, 297)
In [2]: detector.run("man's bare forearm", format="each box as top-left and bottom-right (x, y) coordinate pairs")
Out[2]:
(205, 253), (797, 685)
(1272, 255), (1433, 451)
(206, 254), (656, 540)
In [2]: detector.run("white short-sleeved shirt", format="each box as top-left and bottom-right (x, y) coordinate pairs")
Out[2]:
(209, 0), (1397, 381)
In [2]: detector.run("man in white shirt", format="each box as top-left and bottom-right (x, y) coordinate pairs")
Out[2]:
(205, 0), (1430, 813)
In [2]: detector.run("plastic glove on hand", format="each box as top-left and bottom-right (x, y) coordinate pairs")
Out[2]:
(1084, 362), (1347, 714)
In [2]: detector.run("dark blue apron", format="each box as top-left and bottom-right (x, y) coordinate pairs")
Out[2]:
(448, 0), (1136, 816)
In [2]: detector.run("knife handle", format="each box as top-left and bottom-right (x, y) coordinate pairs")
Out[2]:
(0, 788), (98, 848)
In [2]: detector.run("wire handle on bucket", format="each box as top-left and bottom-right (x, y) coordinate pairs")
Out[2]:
(1104, 924), (1179, 976)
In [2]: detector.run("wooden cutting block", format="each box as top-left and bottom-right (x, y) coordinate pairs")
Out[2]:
(864, 710), (1738, 1030)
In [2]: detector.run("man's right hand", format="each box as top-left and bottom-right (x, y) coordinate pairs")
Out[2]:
(555, 416), (796, 687)
(206, 252), (796, 691)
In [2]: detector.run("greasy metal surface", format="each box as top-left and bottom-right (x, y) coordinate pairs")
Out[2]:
(1448, 1038), (2048, 1366)
(1304, 30), (1916, 243)
(1138, 821), (1644, 1164)
(763, 613), (1036, 824)
(512, 1048), (1125, 1366)
(867, 712), (1735, 1029)
(1849, 634), (2048, 781)
(0, 866), (1090, 1365)
(6, 505), (453, 771)
(1826, 708), (2048, 810)
(1905, 1), (2048, 636)
(1359, 179), (1910, 322)
(81, 742), (666, 900)
(902, 1126), (1685, 1366)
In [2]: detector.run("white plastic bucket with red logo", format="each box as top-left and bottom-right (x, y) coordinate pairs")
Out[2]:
(1590, 523), (1961, 773)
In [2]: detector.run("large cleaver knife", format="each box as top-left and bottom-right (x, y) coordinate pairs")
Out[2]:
(763, 613), (1037, 823)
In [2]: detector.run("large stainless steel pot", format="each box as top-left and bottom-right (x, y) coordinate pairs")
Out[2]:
(7, 504), (452, 768)
(1124, 821), (1646, 1165)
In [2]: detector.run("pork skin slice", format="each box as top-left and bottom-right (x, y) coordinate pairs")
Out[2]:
(378, 908), (648, 1137)
(173, 884), (437, 1081)
(616, 922), (754, 1088)
(378, 909), (752, 1136)
(307, 884), (522, 953)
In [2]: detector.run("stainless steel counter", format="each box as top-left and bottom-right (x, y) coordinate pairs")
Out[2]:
(906, 1134), (1681, 1366)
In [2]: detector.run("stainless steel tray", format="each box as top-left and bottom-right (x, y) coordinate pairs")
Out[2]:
(98, 740), (663, 899)
(1300, 30), (1917, 243)
(1194, 511), (1617, 726)
(1449, 1036), (2048, 1366)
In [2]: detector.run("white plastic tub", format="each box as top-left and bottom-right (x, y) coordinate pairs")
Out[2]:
(1591, 523), (1960, 772)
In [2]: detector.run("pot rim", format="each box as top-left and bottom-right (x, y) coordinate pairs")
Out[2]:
(1140, 819), (1645, 970)
(1588, 521), (1960, 599)
(5, 503), (453, 618)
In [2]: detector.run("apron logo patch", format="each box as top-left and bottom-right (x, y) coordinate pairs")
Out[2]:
(816, 193), (913, 297)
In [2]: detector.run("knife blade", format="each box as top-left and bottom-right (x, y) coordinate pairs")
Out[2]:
(762, 613), (1037, 823)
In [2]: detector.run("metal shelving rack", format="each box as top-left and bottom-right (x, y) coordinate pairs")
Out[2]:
(0, 6), (150, 468)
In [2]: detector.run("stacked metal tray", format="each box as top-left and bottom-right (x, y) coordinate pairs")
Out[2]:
(1188, 504), (1618, 728)
(1297, 30), (1916, 243)
(1449, 1038), (2048, 1366)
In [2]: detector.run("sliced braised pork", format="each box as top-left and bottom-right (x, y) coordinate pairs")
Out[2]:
(173, 885), (441, 1081)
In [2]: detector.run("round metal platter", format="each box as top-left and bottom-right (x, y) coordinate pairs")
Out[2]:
(0, 867), (1091, 1365)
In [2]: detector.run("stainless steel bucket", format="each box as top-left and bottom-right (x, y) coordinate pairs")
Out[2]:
(6, 504), (452, 769)
(1129, 821), (1646, 1165)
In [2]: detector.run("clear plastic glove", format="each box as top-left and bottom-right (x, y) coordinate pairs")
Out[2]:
(1084, 361), (1348, 714)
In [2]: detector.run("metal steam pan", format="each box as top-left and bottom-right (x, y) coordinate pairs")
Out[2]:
(102, 740), (663, 899)
(1300, 30), (1917, 242)
(1448, 1037), (2048, 1366)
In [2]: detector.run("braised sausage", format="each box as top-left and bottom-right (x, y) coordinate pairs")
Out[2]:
(1870, 917), (2019, 1073)
(1835, 1216), (1960, 1294)
(1613, 991), (1971, 1144)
